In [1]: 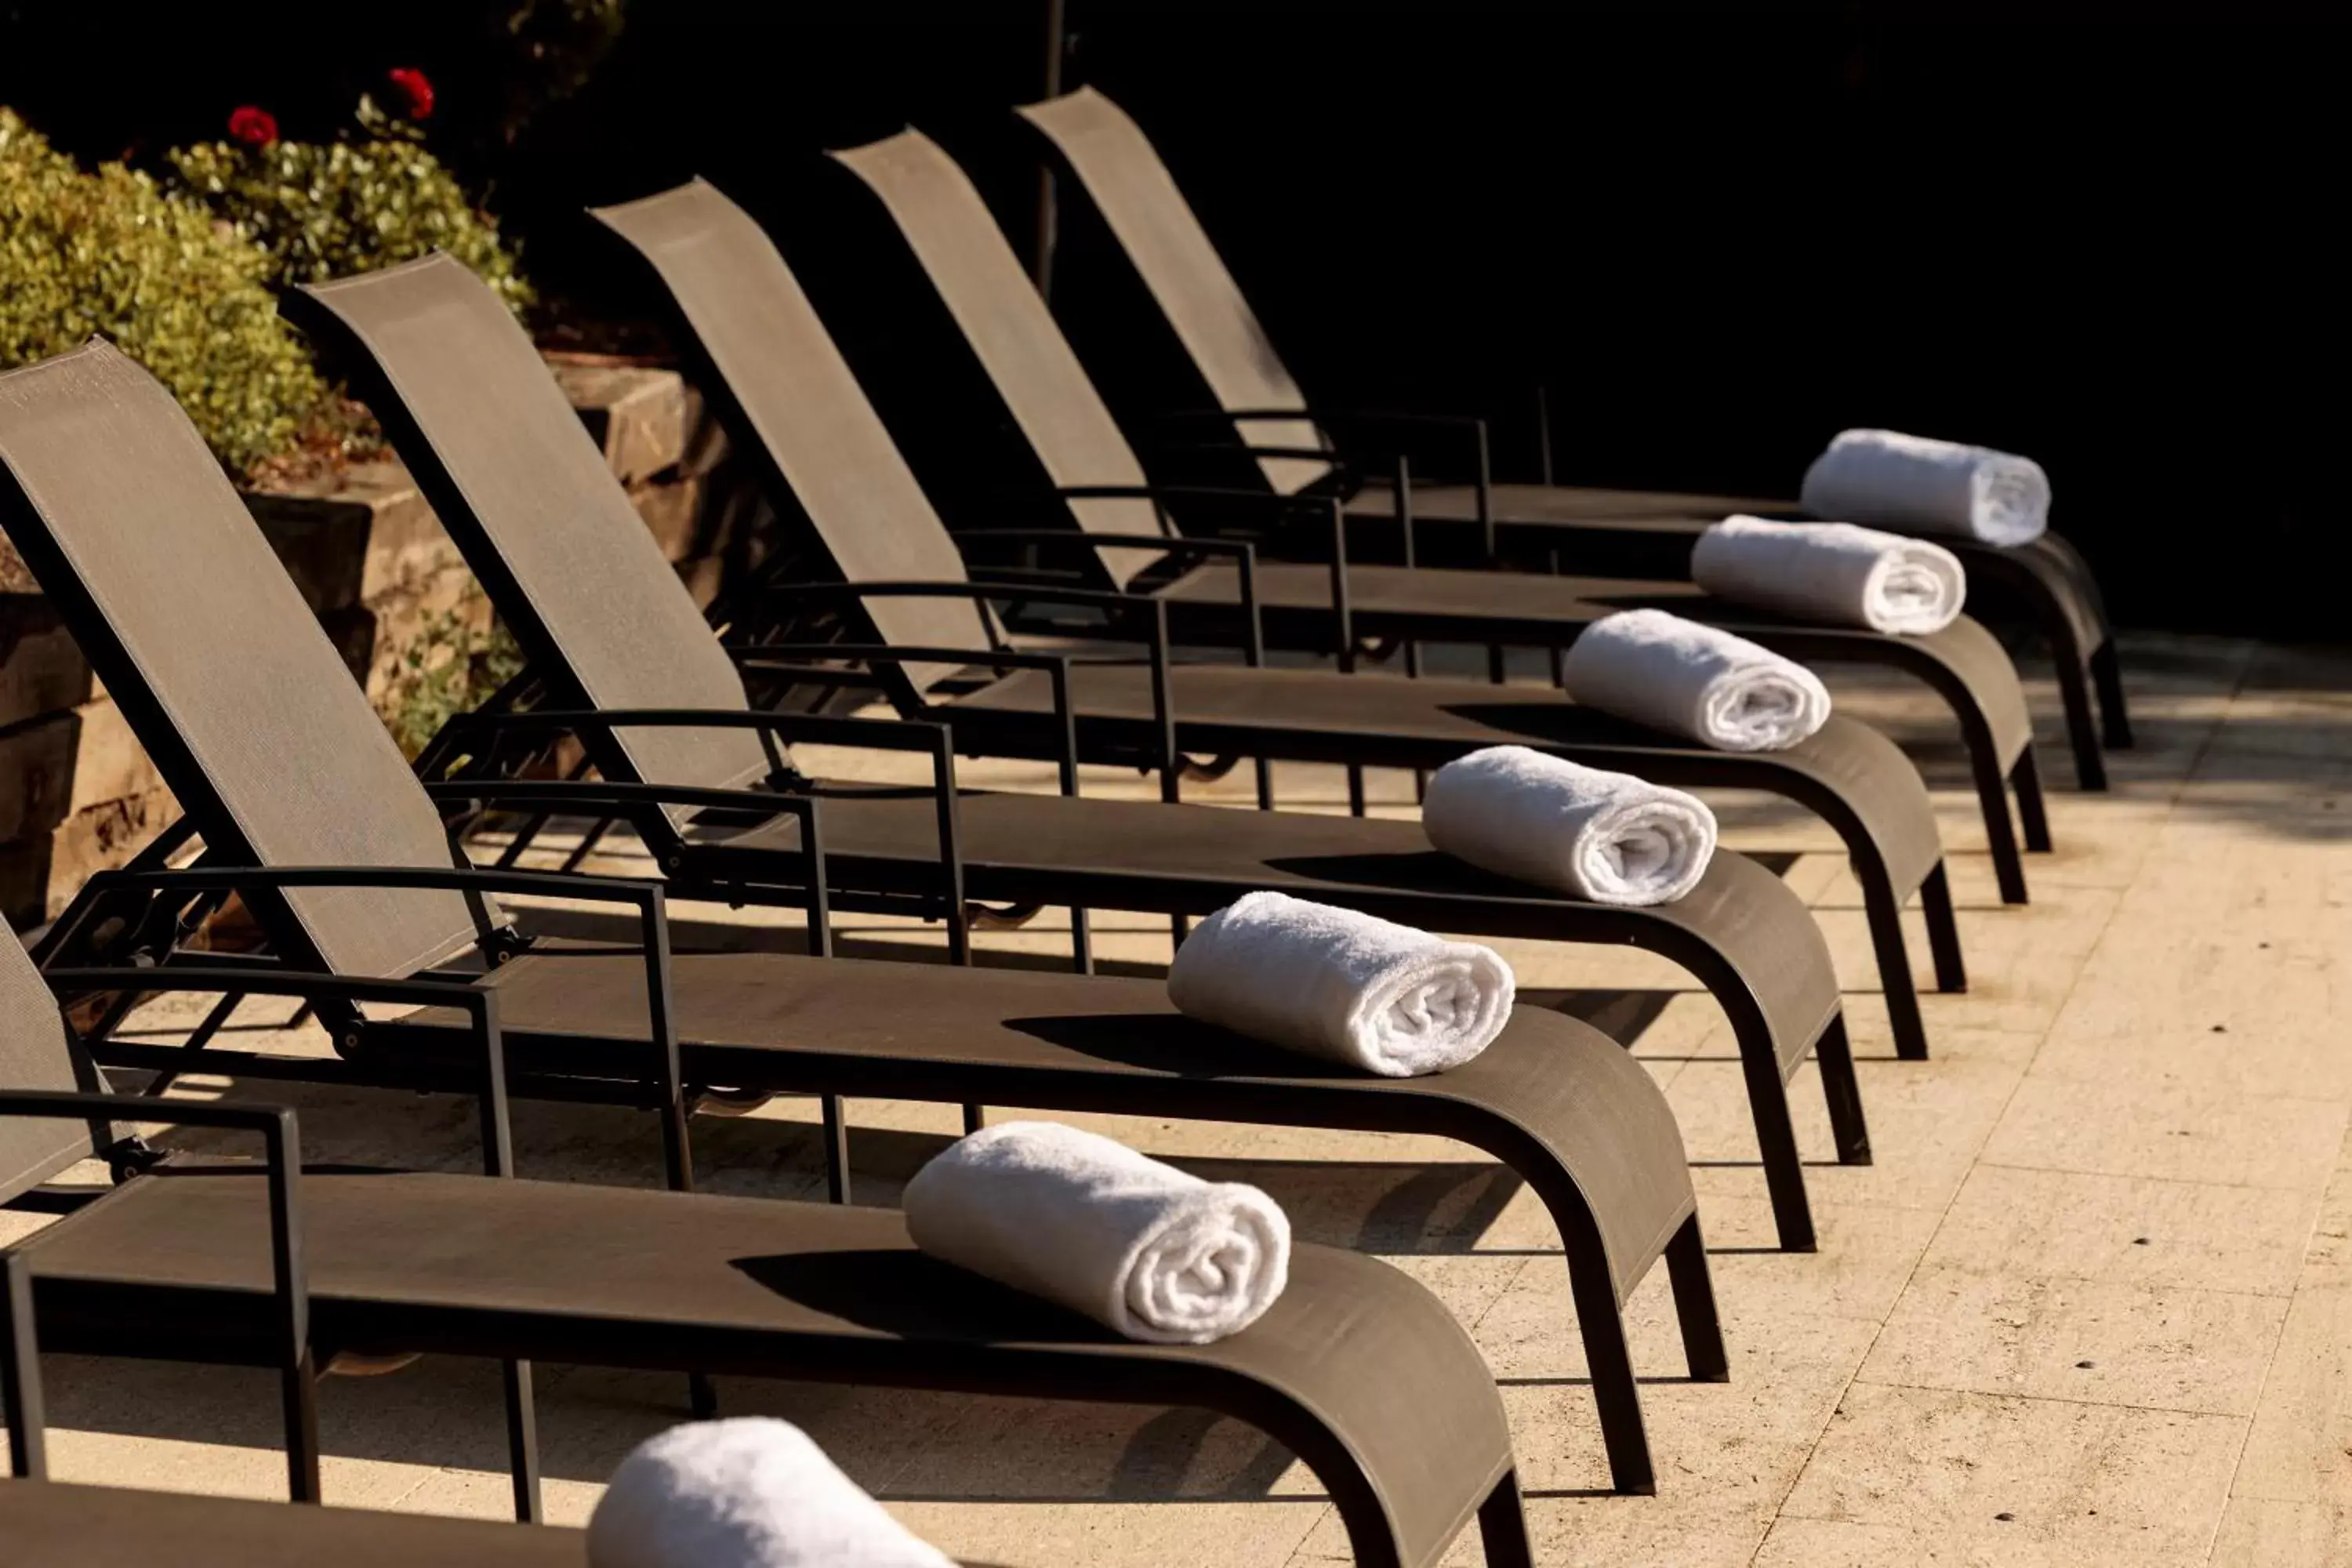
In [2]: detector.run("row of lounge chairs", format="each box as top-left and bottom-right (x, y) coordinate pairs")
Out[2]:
(0, 89), (2122, 1567)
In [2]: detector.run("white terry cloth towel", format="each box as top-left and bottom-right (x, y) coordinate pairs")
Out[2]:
(1693, 513), (1968, 634)
(1798, 428), (2051, 546)
(1423, 746), (1718, 906)
(1561, 608), (1832, 752)
(902, 1120), (1290, 1345)
(588, 1417), (954, 1568)
(1165, 890), (1516, 1076)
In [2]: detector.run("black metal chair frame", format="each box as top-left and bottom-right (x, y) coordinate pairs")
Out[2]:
(1, 967), (1547, 1561)
(719, 565), (1964, 1076)
(416, 613), (1872, 1264)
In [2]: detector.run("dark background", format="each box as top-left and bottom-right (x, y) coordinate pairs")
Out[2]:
(5, 2), (2343, 633)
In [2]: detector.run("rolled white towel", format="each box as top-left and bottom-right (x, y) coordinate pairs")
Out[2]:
(1561, 608), (1831, 752)
(588, 1417), (953, 1568)
(1693, 514), (1967, 634)
(902, 1120), (1289, 1345)
(1798, 428), (2050, 546)
(1166, 890), (1515, 1076)
(1423, 746), (1716, 906)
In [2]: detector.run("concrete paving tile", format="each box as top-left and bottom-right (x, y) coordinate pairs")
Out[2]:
(1494, 1308), (1878, 1496)
(1982, 1076), (2348, 1190)
(384, 1468), (610, 1529)
(1861, 1264), (2286, 1414)
(1681, 1048), (2024, 1213)
(2228, 1136), (2352, 1505)
(1780, 1383), (2242, 1562)
(1682, 1193), (1946, 1325)
(2031, 1024), (2352, 1109)
(1752, 1512), (2211, 1567)
(2231, 1281), (2352, 1505)
(1920, 1163), (2321, 1298)
(2209, 1496), (2352, 1568)
(1497, 1490), (1777, 1567)
(1289, 1462), (1780, 1566)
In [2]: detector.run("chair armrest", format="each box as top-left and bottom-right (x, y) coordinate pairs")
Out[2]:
(757, 580), (1176, 799)
(752, 583), (1181, 800)
(729, 645), (1085, 798)
(64, 864), (691, 1191)
(43, 967), (514, 1181)
(958, 532), (1265, 670)
(1, 1088), (307, 1486)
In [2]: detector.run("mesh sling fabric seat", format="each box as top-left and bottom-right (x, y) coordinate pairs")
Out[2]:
(568, 182), (1961, 1069)
(0, 938), (1524, 1564)
(0, 341), (1715, 1501)
(288, 252), (1865, 1261)
(826, 126), (2045, 910)
(1014, 85), (2129, 796)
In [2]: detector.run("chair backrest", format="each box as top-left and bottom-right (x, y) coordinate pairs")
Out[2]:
(1017, 86), (1334, 497)
(0, 340), (486, 979)
(830, 129), (1166, 591)
(0, 934), (99, 1207)
(289, 254), (774, 808)
(589, 180), (995, 700)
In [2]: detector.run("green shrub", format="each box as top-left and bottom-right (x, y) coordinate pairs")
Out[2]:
(0, 107), (325, 474)
(165, 134), (533, 314)
(379, 590), (527, 760)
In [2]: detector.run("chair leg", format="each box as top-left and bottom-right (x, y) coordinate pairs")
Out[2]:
(2052, 630), (2108, 792)
(1857, 859), (1932, 1062)
(1664, 1214), (1730, 1382)
(1814, 1014), (1872, 1165)
(1477, 1470), (1538, 1568)
(2012, 748), (2053, 854)
(1069, 907), (1093, 975)
(1254, 757), (1275, 810)
(1345, 764), (1367, 817)
(1561, 1234), (1656, 1494)
(282, 1349), (322, 1504)
(688, 1372), (719, 1420)
(963, 1104), (985, 1136)
(821, 1094), (851, 1205)
(1729, 1007), (1817, 1251)
(2092, 639), (2133, 749)
(1967, 729), (2029, 905)
(3, 1259), (46, 1480)
(502, 1358), (543, 1523)
(1755, 1080), (1817, 1252)
(1919, 862), (1967, 995)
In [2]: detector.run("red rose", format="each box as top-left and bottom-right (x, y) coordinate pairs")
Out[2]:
(227, 106), (278, 147)
(387, 67), (434, 121)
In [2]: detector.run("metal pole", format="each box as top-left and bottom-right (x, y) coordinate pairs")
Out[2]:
(1033, 0), (1071, 297)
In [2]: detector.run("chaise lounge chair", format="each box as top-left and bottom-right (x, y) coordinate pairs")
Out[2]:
(285, 251), (1863, 1258)
(0, 931), (1531, 1563)
(821, 126), (2045, 909)
(565, 183), (1965, 1072)
(1014, 85), (2130, 793)
(0, 338), (1713, 1499)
